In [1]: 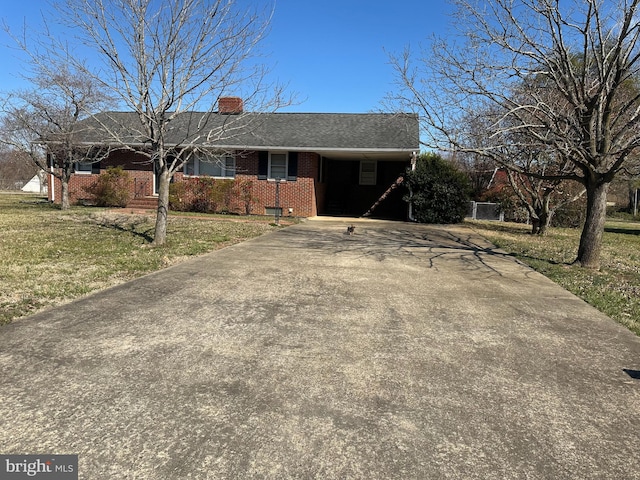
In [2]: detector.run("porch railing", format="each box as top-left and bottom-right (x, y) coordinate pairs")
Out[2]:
(134, 178), (149, 199)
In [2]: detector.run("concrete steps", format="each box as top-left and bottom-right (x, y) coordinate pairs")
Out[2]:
(127, 196), (158, 210)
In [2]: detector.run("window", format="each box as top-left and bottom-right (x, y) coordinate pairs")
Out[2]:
(258, 151), (297, 181)
(269, 153), (287, 180)
(74, 162), (96, 174)
(359, 160), (377, 185)
(185, 154), (235, 178)
(265, 207), (283, 216)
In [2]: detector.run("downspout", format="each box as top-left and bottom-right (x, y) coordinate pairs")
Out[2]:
(49, 153), (55, 203)
(408, 151), (417, 222)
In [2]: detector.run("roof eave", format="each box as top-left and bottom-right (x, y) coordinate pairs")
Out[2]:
(64, 141), (417, 154)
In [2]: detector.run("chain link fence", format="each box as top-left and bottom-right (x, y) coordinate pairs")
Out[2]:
(466, 201), (504, 221)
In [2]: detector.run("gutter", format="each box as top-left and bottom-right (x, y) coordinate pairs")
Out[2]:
(60, 141), (416, 156)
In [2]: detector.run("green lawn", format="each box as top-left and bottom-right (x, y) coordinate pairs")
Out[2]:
(0, 193), (279, 325)
(468, 218), (640, 336)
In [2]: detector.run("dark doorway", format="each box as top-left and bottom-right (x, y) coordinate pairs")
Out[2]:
(322, 158), (409, 220)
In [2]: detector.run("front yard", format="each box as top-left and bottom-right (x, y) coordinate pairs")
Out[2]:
(3, 192), (639, 336)
(0, 193), (280, 325)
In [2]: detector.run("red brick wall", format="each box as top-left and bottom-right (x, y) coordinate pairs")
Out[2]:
(49, 150), (322, 217)
(48, 150), (154, 204)
(49, 171), (157, 205)
(50, 173), (98, 204)
(234, 151), (320, 217)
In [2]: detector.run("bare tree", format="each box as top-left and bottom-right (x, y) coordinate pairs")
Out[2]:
(504, 169), (586, 235)
(387, 0), (640, 268)
(50, 0), (288, 245)
(451, 150), (497, 200)
(0, 146), (39, 190)
(466, 103), (587, 234)
(1, 63), (113, 209)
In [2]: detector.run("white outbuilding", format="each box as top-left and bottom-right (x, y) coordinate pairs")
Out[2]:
(21, 171), (47, 194)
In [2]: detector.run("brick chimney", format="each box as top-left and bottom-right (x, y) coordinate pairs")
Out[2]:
(218, 96), (243, 114)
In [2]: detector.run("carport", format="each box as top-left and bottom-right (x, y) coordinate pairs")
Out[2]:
(317, 150), (413, 220)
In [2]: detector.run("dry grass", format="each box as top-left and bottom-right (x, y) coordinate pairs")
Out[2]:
(6, 192), (638, 336)
(468, 218), (640, 336)
(0, 193), (280, 325)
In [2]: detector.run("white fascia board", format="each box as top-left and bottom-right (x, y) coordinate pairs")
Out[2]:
(211, 145), (416, 153)
(68, 141), (417, 156)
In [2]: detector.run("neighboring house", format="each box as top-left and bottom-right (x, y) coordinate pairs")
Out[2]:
(47, 98), (420, 219)
(21, 171), (48, 194)
(483, 167), (511, 199)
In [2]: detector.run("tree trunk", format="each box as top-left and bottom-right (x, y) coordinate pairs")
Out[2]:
(535, 194), (553, 235)
(530, 207), (549, 235)
(531, 216), (541, 234)
(540, 193), (553, 235)
(575, 181), (609, 269)
(38, 170), (47, 196)
(536, 211), (550, 235)
(153, 168), (171, 246)
(60, 178), (71, 210)
(541, 209), (554, 235)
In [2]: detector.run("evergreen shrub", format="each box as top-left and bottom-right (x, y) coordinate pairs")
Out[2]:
(403, 152), (471, 223)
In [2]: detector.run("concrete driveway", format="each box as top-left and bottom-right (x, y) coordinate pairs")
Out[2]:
(1, 218), (640, 479)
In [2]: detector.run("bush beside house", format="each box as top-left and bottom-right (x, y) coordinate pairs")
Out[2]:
(83, 167), (131, 207)
(169, 177), (255, 214)
(404, 153), (471, 223)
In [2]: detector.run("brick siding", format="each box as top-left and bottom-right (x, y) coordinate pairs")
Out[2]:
(49, 150), (321, 217)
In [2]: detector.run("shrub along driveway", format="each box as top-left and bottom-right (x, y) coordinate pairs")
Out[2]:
(1, 218), (640, 479)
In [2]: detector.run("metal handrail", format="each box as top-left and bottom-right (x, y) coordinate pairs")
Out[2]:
(134, 178), (149, 198)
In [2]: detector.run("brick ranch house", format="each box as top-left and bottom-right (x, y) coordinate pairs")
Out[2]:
(47, 98), (420, 219)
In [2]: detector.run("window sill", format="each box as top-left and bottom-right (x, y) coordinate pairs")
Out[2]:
(183, 174), (236, 179)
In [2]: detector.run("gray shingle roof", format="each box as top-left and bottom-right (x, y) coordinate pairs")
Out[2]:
(70, 111), (419, 153)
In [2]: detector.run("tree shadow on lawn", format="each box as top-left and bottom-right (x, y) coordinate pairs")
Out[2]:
(90, 212), (155, 243)
(502, 251), (571, 268)
(605, 226), (640, 236)
(469, 221), (574, 267)
(469, 221), (532, 236)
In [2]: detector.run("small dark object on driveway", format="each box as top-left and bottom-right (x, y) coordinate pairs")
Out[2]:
(347, 225), (355, 235)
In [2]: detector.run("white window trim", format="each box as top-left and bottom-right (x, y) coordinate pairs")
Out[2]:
(268, 152), (288, 181)
(184, 153), (235, 178)
(359, 160), (377, 185)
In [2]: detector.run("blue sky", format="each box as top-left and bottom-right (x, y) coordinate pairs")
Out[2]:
(0, 0), (452, 113)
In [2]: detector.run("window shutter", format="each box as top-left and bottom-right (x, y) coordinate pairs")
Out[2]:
(287, 152), (298, 181)
(258, 151), (268, 180)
